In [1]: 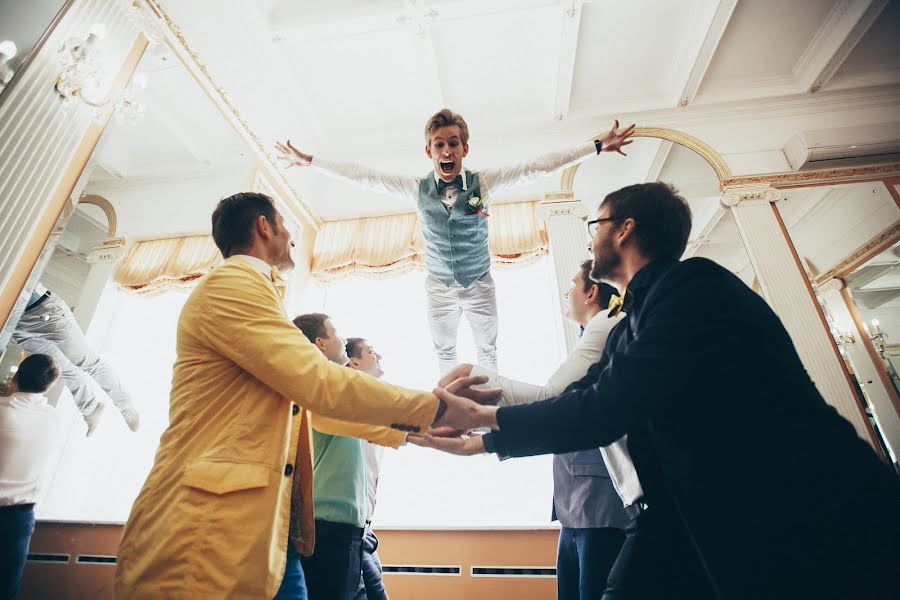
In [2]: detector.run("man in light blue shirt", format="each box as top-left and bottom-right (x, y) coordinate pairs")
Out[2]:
(292, 315), (405, 600)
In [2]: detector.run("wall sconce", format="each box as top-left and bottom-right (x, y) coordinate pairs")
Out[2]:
(55, 23), (110, 110)
(55, 24), (147, 124)
(113, 73), (148, 125)
(830, 327), (856, 355)
(864, 319), (887, 353)
(0, 40), (17, 91)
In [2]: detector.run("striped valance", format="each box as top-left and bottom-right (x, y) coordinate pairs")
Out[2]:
(114, 235), (222, 295)
(312, 201), (549, 283)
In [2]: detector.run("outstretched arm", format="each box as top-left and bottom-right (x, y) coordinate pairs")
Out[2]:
(479, 121), (635, 198)
(276, 140), (419, 202)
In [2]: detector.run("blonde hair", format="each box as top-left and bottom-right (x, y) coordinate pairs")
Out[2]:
(424, 108), (470, 145)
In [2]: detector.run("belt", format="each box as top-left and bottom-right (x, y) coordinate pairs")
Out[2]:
(314, 519), (365, 539)
(624, 499), (649, 521)
(25, 291), (51, 312)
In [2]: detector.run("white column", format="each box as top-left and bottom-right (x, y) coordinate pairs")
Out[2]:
(723, 184), (874, 446)
(538, 193), (591, 353)
(818, 278), (900, 461)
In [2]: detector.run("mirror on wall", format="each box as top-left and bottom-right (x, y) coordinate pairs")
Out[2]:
(845, 241), (900, 395)
(0, 0), (70, 101)
(779, 180), (900, 465)
(0, 40), (254, 524)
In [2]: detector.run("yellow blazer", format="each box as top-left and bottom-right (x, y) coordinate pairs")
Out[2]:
(114, 258), (435, 599)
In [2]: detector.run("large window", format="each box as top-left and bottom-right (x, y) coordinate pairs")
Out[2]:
(38, 257), (567, 528)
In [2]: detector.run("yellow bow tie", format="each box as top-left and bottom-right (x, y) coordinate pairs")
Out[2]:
(271, 265), (287, 299)
(607, 288), (632, 318)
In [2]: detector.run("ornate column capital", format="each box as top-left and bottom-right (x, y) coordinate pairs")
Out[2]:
(721, 184), (781, 207)
(538, 192), (588, 220)
(817, 278), (845, 294)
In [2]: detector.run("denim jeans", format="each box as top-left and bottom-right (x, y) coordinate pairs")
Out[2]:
(13, 294), (132, 415)
(274, 539), (308, 600)
(0, 504), (36, 599)
(354, 529), (388, 600)
(556, 526), (624, 600)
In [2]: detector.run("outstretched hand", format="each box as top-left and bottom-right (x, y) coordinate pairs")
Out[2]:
(600, 120), (636, 156)
(408, 427), (486, 456)
(432, 386), (498, 431)
(437, 363), (474, 389)
(275, 140), (313, 168)
(444, 374), (502, 406)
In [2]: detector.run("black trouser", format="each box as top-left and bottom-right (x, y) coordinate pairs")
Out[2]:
(300, 520), (365, 600)
(602, 505), (715, 600)
(0, 504), (35, 600)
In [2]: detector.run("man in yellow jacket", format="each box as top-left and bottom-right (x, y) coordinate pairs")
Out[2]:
(114, 192), (478, 598)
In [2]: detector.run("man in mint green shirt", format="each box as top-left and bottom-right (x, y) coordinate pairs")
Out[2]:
(292, 314), (402, 600)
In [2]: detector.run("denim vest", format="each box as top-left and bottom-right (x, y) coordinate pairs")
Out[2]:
(417, 171), (490, 288)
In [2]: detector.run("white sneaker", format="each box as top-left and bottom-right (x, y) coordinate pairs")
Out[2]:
(83, 403), (107, 438)
(117, 402), (141, 432)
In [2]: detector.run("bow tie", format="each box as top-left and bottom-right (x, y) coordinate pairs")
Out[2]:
(271, 265), (287, 299)
(607, 288), (633, 318)
(436, 175), (463, 193)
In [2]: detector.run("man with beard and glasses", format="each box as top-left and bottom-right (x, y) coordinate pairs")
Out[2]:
(277, 110), (634, 375)
(415, 182), (900, 599)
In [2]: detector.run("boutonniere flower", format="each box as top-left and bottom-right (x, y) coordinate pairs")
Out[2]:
(466, 196), (490, 217)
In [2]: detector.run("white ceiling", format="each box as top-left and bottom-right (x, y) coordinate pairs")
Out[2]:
(144, 0), (900, 221)
(70, 0), (900, 277)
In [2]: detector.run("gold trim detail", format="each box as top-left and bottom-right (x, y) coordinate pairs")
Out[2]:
(812, 222), (900, 286)
(721, 185), (781, 206)
(560, 127), (731, 191)
(78, 194), (118, 238)
(143, 0), (321, 228)
(723, 163), (900, 189)
(543, 190), (576, 201)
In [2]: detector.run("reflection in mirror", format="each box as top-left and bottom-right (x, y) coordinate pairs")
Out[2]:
(781, 181), (900, 466)
(0, 41), (252, 523)
(847, 242), (900, 389)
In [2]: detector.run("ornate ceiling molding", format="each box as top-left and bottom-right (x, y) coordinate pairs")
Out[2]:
(559, 126), (731, 192)
(722, 162), (900, 189)
(142, 0), (321, 229)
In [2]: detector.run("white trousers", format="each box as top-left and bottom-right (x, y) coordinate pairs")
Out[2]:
(13, 294), (131, 415)
(425, 272), (499, 374)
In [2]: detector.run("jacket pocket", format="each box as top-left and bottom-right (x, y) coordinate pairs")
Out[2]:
(182, 459), (272, 495)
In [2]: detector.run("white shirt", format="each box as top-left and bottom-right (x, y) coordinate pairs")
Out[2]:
(232, 254), (272, 276)
(471, 310), (646, 507)
(0, 392), (59, 506)
(313, 142), (597, 210)
(363, 442), (383, 522)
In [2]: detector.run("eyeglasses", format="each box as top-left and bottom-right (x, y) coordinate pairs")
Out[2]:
(586, 216), (628, 237)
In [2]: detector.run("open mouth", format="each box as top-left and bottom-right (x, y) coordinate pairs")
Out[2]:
(439, 159), (455, 175)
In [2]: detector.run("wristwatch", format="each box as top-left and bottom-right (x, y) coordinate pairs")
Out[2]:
(594, 139), (603, 154)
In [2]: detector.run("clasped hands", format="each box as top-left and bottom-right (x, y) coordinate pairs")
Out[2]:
(413, 364), (501, 456)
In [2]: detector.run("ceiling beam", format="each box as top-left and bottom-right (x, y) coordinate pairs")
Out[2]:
(644, 140), (673, 182)
(795, 0), (889, 93)
(94, 152), (129, 180)
(552, 0), (583, 121)
(683, 205), (726, 258)
(676, 0), (740, 108)
(640, 0), (737, 184)
(151, 102), (215, 167)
